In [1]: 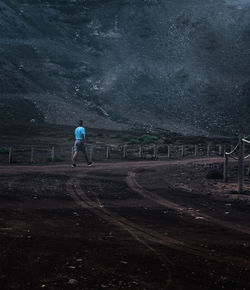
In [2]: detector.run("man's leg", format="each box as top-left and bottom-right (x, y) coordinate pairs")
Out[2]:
(82, 144), (91, 165)
(72, 151), (78, 166)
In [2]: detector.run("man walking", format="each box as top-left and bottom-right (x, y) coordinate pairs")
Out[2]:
(72, 120), (92, 167)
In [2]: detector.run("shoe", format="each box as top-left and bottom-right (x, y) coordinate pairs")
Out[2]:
(72, 164), (76, 168)
(88, 162), (93, 167)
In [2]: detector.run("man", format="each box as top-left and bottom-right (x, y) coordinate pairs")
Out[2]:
(72, 120), (92, 167)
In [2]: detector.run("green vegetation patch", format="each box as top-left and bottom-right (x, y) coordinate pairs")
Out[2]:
(128, 134), (158, 145)
(139, 134), (158, 144)
(128, 138), (141, 145)
(0, 147), (9, 154)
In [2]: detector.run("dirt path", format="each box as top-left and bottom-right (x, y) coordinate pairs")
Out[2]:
(68, 178), (179, 289)
(0, 157), (225, 175)
(1, 157), (250, 289)
(68, 177), (250, 267)
(126, 170), (250, 235)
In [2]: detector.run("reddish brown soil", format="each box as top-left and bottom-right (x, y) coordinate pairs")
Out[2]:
(0, 158), (250, 290)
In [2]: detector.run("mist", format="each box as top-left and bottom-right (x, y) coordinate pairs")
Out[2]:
(1, 0), (250, 134)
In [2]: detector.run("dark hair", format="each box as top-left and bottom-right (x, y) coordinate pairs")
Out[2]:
(78, 120), (83, 126)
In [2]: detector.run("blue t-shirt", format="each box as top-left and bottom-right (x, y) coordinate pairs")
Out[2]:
(75, 126), (85, 140)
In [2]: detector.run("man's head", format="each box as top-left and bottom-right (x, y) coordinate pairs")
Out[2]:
(78, 120), (83, 127)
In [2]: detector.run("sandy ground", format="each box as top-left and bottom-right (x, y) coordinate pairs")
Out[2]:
(0, 157), (250, 290)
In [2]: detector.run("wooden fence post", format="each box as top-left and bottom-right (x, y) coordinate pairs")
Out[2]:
(237, 135), (244, 193)
(8, 147), (12, 164)
(223, 153), (229, 182)
(194, 145), (198, 157)
(168, 145), (171, 158)
(207, 144), (210, 156)
(153, 144), (157, 159)
(30, 147), (34, 163)
(139, 145), (143, 158)
(247, 161), (250, 176)
(123, 145), (127, 159)
(181, 145), (184, 158)
(106, 146), (110, 159)
(219, 144), (222, 156)
(51, 146), (55, 162)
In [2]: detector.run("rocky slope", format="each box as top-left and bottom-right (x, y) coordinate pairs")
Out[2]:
(1, 0), (250, 135)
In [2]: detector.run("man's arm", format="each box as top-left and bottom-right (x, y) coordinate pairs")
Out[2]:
(81, 128), (86, 142)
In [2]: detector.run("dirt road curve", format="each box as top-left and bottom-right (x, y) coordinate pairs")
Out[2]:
(1, 157), (250, 290)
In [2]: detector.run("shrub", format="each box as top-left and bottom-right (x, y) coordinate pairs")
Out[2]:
(128, 138), (141, 144)
(138, 134), (158, 144)
(0, 147), (9, 154)
(127, 135), (158, 145)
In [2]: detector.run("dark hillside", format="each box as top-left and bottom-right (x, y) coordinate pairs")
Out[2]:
(1, 0), (250, 135)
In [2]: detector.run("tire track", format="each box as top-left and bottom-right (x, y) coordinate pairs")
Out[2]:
(68, 179), (250, 270)
(127, 170), (250, 236)
(68, 179), (179, 290)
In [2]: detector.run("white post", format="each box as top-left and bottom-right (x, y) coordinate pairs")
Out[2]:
(153, 144), (157, 159)
(139, 145), (143, 158)
(106, 146), (110, 159)
(224, 153), (229, 182)
(194, 145), (198, 157)
(51, 146), (55, 162)
(8, 147), (12, 164)
(123, 145), (127, 159)
(237, 135), (244, 194)
(247, 162), (250, 176)
(219, 144), (222, 156)
(181, 145), (184, 158)
(207, 144), (210, 157)
(30, 147), (34, 163)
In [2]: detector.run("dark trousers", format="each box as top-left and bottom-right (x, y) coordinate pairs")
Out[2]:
(74, 140), (90, 164)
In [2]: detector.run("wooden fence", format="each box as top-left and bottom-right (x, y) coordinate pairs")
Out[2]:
(3, 137), (250, 195)
(224, 135), (250, 193)
(0, 143), (234, 165)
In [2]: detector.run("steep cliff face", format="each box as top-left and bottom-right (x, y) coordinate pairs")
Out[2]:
(1, 0), (250, 135)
